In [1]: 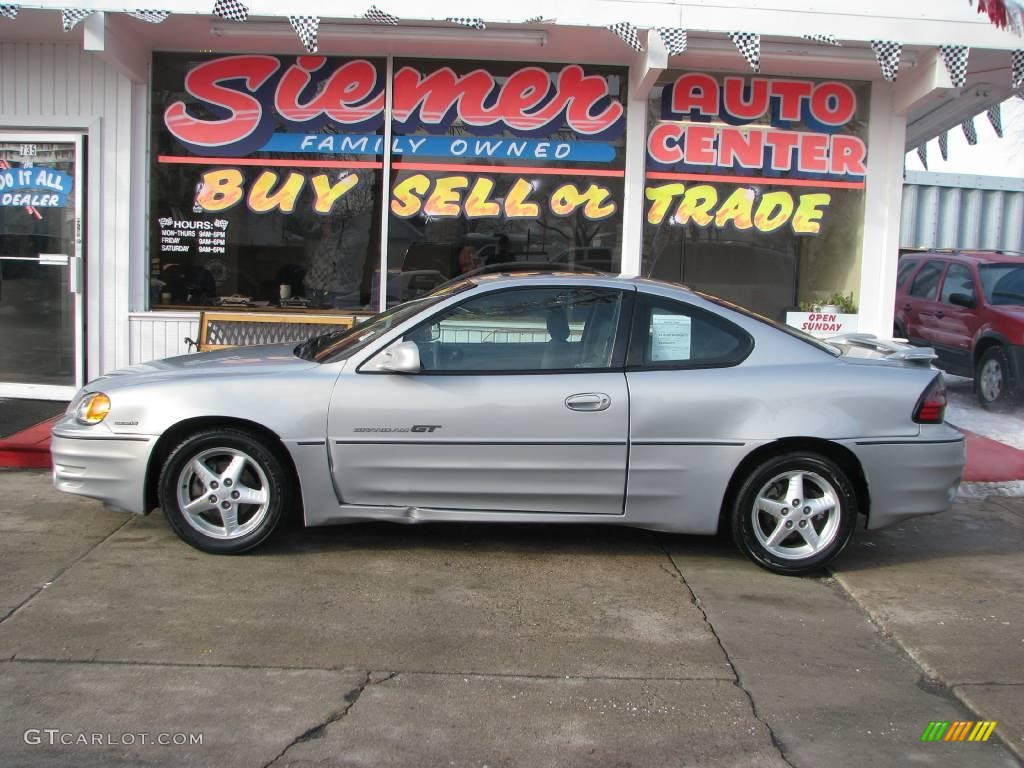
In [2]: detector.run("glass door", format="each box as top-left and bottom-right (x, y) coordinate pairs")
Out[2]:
(0, 133), (84, 400)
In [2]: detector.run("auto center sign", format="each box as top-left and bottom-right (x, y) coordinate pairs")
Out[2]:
(158, 56), (864, 230)
(645, 73), (867, 235)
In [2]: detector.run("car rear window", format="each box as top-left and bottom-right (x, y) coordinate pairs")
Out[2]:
(696, 292), (841, 357)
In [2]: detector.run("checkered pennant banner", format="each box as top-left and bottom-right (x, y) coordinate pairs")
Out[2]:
(987, 103), (1003, 138)
(212, 0), (248, 22)
(289, 15), (319, 53)
(916, 143), (928, 170)
(801, 34), (840, 46)
(607, 22), (642, 52)
(871, 40), (902, 82)
(128, 9), (170, 23)
(962, 116), (978, 145)
(446, 17), (485, 30)
(61, 8), (91, 31)
(364, 6), (398, 25)
(939, 45), (969, 88)
(0, 5), (18, 20)
(938, 131), (949, 161)
(729, 32), (760, 73)
(1013, 50), (1024, 89)
(656, 27), (687, 55)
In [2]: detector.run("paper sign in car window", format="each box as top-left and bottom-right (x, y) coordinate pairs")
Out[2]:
(650, 311), (692, 361)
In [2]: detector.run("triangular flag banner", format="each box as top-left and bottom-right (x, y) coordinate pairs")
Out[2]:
(802, 34), (840, 46)
(212, 0), (248, 22)
(939, 45), (970, 88)
(962, 117), (978, 145)
(61, 9), (91, 31)
(446, 17), (485, 29)
(871, 40), (902, 82)
(987, 103), (1004, 137)
(938, 131), (949, 160)
(729, 32), (761, 73)
(607, 22), (642, 52)
(289, 15), (319, 53)
(364, 6), (398, 25)
(1013, 49), (1024, 89)
(128, 10), (170, 23)
(656, 27), (687, 55)
(916, 144), (928, 170)
(0, 5), (18, 20)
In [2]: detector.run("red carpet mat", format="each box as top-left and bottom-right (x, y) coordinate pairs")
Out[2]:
(959, 428), (1024, 483)
(0, 415), (61, 469)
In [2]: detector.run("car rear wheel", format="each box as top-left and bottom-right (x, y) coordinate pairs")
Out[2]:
(975, 346), (1019, 410)
(158, 428), (289, 554)
(731, 452), (858, 576)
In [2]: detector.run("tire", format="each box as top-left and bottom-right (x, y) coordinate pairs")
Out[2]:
(731, 452), (858, 576)
(158, 427), (290, 554)
(975, 346), (1019, 411)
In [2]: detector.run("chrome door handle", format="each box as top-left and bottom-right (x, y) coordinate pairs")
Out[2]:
(565, 393), (611, 412)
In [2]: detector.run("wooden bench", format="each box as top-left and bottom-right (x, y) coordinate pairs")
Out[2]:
(189, 311), (359, 352)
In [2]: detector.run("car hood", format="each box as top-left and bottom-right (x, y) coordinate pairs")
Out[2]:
(85, 343), (320, 391)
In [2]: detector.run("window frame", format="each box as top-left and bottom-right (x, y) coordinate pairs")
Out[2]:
(938, 262), (978, 306)
(361, 284), (636, 376)
(625, 293), (755, 371)
(896, 258), (919, 289)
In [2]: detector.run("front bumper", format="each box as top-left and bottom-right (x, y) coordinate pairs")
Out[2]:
(51, 419), (155, 515)
(846, 427), (965, 530)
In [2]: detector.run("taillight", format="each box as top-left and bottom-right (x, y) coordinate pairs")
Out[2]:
(913, 376), (947, 424)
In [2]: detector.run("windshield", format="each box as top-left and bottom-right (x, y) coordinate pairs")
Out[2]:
(696, 291), (842, 356)
(979, 264), (1024, 306)
(295, 281), (473, 363)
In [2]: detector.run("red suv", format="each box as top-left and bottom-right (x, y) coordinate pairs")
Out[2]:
(895, 251), (1024, 409)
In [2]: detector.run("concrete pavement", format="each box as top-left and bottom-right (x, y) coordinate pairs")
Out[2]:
(0, 470), (1021, 767)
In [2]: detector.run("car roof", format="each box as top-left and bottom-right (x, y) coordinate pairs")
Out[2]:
(461, 271), (703, 297)
(903, 249), (1024, 265)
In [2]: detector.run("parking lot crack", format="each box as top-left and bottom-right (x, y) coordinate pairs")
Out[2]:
(262, 671), (394, 768)
(661, 545), (797, 768)
(0, 517), (132, 627)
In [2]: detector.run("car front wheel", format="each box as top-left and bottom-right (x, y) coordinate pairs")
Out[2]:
(158, 428), (289, 553)
(976, 346), (1019, 410)
(731, 452), (858, 576)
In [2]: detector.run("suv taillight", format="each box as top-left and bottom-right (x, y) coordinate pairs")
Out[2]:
(914, 376), (947, 424)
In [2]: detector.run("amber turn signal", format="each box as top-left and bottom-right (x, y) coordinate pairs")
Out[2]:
(76, 393), (111, 425)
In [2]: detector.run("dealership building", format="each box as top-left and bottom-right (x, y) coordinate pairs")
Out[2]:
(0, 0), (1021, 399)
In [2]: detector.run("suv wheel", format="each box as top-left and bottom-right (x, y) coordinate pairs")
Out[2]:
(976, 346), (1019, 410)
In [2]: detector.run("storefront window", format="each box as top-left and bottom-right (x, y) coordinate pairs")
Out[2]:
(149, 53), (385, 311)
(643, 72), (869, 321)
(384, 59), (628, 304)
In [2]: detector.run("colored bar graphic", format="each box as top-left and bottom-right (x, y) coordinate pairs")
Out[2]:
(921, 720), (997, 742)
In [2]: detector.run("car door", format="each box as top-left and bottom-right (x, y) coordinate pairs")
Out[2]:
(623, 292), (757, 534)
(931, 262), (979, 375)
(327, 284), (633, 515)
(902, 260), (947, 346)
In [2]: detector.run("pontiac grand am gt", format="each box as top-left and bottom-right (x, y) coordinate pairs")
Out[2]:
(52, 275), (963, 575)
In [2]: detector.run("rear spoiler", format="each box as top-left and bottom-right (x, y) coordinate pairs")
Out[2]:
(828, 333), (938, 366)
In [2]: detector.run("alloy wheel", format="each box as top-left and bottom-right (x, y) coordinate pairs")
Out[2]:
(750, 470), (841, 560)
(175, 447), (271, 540)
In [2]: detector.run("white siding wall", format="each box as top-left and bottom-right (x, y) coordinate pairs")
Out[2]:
(128, 313), (200, 364)
(0, 42), (136, 380)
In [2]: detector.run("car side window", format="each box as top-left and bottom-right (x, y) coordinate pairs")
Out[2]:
(897, 259), (918, 288)
(908, 261), (945, 300)
(939, 264), (976, 305)
(629, 295), (753, 369)
(408, 286), (625, 373)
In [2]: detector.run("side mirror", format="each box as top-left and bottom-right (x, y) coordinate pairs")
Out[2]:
(366, 340), (421, 374)
(948, 292), (976, 309)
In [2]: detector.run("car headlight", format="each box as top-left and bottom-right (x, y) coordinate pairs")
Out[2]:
(76, 392), (111, 425)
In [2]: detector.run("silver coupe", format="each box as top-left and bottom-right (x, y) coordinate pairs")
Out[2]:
(52, 275), (964, 575)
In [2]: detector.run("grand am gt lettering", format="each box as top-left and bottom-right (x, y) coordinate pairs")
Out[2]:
(353, 426), (443, 433)
(52, 275), (964, 577)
